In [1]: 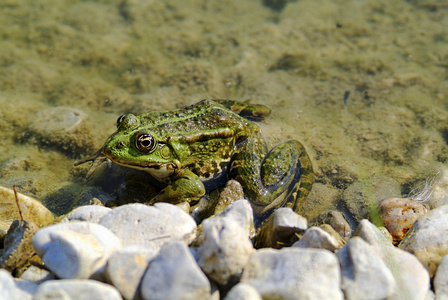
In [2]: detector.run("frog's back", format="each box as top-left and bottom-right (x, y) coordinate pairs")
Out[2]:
(138, 99), (259, 141)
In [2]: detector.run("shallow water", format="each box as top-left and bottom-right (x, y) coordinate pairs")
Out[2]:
(0, 0), (447, 220)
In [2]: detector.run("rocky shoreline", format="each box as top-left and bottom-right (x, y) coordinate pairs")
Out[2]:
(1, 180), (448, 299)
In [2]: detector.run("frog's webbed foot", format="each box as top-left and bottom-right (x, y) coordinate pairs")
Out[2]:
(74, 148), (108, 178)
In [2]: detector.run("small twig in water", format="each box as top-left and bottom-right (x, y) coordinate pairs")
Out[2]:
(13, 185), (24, 221)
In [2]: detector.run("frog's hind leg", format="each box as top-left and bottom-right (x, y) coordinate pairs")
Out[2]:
(231, 137), (314, 228)
(213, 99), (271, 121)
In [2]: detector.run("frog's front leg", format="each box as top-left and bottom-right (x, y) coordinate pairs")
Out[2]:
(147, 169), (206, 205)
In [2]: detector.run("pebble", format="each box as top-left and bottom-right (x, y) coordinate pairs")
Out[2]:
(33, 279), (122, 300)
(0, 186), (55, 228)
(434, 255), (448, 298)
(20, 265), (55, 283)
(293, 226), (340, 251)
(312, 210), (352, 239)
(140, 241), (211, 300)
(240, 247), (343, 299)
(338, 237), (396, 299)
(379, 197), (428, 243)
(105, 246), (158, 300)
(0, 269), (16, 300)
(255, 207), (308, 248)
(26, 106), (96, 155)
(224, 283), (262, 300)
(196, 217), (254, 286)
(217, 199), (255, 238)
(399, 204), (448, 277)
(319, 224), (347, 246)
(0, 220), (40, 275)
(0, 269), (38, 300)
(99, 203), (197, 252)
(213, 179), (245, 215)
(15, 279), (39, 300)
(354, 219), (430, 299)
(32, 221), (122, 279)
(62, 205), (112, 223)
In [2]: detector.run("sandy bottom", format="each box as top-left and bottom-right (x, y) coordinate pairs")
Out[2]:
(0, 0), (447, 221)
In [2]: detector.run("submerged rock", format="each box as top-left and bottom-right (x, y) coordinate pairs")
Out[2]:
(26, 106), (96, 156)
(312, 210), (351, 239)
(0, 186), (54, 228)
(379, 197), (428, 244)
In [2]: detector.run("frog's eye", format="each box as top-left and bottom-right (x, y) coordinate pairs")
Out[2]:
(135, 133), (157, 153)
(116, 115), (126, 128)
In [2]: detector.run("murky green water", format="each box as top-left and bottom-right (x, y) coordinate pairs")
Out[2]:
(0, 0), (447, 220)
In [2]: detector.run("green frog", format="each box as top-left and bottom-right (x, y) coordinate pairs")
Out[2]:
(79, 99), (314, 228)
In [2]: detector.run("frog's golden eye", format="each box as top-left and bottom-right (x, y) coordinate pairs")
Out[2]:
(116, 115), (126, 128)
(135, 133), (157, 153)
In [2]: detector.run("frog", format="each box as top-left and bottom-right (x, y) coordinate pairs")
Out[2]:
(78, 99), (314, 229)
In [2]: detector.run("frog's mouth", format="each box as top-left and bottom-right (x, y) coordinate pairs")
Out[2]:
(105, 155), (179, 183)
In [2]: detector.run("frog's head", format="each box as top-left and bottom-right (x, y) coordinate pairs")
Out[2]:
(102, 114), (180, 181)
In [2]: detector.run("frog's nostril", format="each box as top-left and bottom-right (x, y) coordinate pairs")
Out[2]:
(117, 141), (124, 149)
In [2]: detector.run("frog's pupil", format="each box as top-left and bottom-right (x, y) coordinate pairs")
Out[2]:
(136, 134), (156, 152)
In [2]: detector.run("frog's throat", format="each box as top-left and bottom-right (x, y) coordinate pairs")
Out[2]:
(108, 158), (179, 182)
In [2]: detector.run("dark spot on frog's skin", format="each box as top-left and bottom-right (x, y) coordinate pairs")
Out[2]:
(203, 172), (211, 178)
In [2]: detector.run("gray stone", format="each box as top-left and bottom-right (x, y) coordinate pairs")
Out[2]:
(0, 186), (54, 228)
(105, 246), (158, 300)
(354, 219), (430, 300)
(240, 247), (343, 300)
(399, 204), (448, 277)
(312, 210), (352, 239)
(27, 106), (96, 155)
(32, 221), (121, 279)
(293, 226), (340, 251)
(338, 237), (395, 300)
(33, 279), (122, 300)
(255, 207), (307, 248)
(99, 203), (196, 251)
(15, 279), (39, 300)
(62, 205), (112, 223)
(140, 241), (211, 300)
(434, 255), (448, 298)
(0, 269), (16, 300)
(0, 220), (39, 275)
(20, 265), (55, 283)
(224, 283), (262, 300)
(218, 200), (255, 238)
(197, 217), (254, 286)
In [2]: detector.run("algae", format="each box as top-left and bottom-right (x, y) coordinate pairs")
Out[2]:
(0, 0), (446, 219)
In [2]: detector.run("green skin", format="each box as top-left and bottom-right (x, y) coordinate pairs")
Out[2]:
(101, 99), (314, 228)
